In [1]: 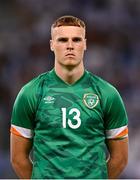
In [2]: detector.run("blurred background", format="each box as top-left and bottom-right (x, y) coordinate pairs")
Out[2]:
(0, 0), (140, 178)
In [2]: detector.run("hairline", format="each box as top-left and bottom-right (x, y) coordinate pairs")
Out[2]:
(51, 26), (86, 39)
(51, 15), (86, 38)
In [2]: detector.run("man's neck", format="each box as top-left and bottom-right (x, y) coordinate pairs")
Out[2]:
(54, 64), (85, 84)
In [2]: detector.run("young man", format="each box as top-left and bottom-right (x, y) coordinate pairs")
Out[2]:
(10, 15), (128, 179)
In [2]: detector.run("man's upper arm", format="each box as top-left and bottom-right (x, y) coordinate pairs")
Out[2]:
(10, 133), (33, 162)
(103, 85), (128, 140)
(10, 134), (33, 179)
(106, 137), (128, 162)
(10, 77), (40, 138)
(106, 137), (129, 178)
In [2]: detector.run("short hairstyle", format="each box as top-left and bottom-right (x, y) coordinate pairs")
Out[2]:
(51, 15), (86, 29)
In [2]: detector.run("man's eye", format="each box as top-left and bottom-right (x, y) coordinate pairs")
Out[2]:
(58, 38), (68, 42)
(73, 38), (82, 42)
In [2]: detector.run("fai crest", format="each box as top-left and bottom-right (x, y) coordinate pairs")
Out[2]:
(83, 93), (99, 109)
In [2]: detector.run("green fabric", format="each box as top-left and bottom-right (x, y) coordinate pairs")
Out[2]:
(11, 69), (128, 179)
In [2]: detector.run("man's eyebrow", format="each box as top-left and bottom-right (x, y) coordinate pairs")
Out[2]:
(72, 37), (82, 41)
(57, 37), (68, 41)
(56, 37), (83, 41)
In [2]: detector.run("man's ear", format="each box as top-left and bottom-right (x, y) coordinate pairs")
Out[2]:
(50, 40), (54, 51)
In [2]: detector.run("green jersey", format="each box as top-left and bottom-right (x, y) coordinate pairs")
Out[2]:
(11, 69), (128, 179)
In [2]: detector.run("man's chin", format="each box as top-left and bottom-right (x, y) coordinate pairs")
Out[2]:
(64, 61), (79, 67)
(60, 58), (81, 68)
(64, 58), (79, 64)
(63, 63), (81, 70)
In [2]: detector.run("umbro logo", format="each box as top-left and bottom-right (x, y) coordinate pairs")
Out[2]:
(43, 96), (55, 104)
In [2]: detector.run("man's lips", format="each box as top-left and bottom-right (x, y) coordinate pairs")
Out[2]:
(65, 53), (75, 56)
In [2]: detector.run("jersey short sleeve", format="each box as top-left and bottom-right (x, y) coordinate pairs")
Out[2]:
(10, 76), (42, 139)
(103, 85), (128, 139)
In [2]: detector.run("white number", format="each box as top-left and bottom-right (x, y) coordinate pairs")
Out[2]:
(61, 108), (67, 128)
(61, 108), (81, 129)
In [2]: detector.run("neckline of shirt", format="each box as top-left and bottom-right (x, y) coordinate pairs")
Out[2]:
(50, 68), (88, 87)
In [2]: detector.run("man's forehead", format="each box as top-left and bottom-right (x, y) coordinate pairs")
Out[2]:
(51, 26), (85, 38)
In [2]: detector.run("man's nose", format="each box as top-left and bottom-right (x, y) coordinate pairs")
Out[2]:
(67, 40), (74, 50)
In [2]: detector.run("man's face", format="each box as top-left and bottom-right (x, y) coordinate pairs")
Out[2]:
(50, 26), (86, 68)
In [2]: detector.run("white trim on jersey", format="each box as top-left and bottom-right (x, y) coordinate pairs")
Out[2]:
(11, 124), (33, 138)
(106, 125), (128, 139)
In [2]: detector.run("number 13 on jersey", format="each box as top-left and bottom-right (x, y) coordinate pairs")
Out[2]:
(61, 108), (81, 129)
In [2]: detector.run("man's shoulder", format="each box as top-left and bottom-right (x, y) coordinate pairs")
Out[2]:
(87, 71), (112, 87)
(87, 71), (119, 95)
(24, 71), (51, 88)
(19, 71), (51, 96)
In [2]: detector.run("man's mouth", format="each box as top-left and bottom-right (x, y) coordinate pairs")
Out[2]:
(65, 53), (75, 57)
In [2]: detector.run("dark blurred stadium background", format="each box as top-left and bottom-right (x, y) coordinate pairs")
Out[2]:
(0, 0), (140, 178)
